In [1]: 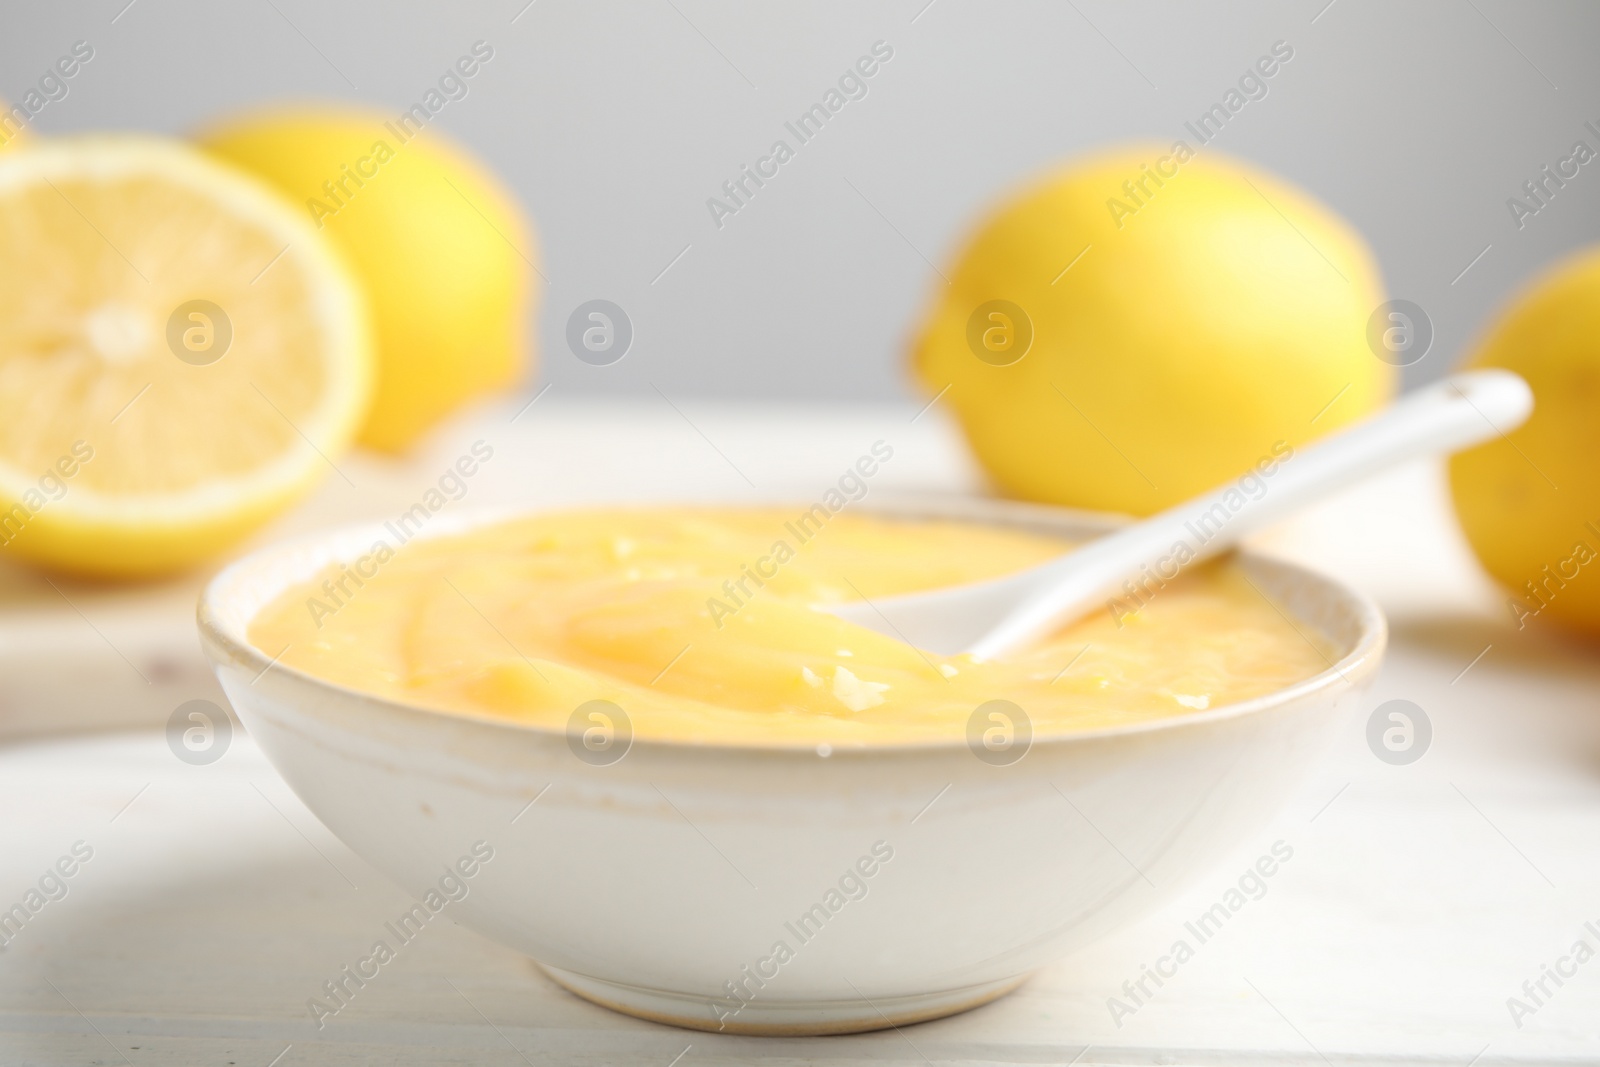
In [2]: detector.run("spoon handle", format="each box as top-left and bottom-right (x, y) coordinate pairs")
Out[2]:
(967, 369), (1533, 659)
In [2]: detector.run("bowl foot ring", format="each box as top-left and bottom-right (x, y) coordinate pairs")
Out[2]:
(538, 962), (1030, 1036)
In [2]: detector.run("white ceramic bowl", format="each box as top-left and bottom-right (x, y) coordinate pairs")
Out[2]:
(197, 497), (1385, 1035)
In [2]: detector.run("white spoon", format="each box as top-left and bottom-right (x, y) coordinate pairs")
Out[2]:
(827, 369), (1533, 659)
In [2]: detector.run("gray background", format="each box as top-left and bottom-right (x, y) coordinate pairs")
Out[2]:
(5, 0), (1598, 401)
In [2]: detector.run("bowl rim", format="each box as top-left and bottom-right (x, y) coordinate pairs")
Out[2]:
(196, 495), (1387, 759)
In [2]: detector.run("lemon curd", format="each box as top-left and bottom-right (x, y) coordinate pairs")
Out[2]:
(248, 509), (1335, 746)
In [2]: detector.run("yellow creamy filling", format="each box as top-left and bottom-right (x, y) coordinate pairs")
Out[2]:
(248, 509), (1334, 745)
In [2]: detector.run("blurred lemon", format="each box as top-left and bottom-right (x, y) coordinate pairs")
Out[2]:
(1450, 248), (1600, 638)
(0, 103), (28, 152)
(913, 145), (1393, 515)
(0, 135), (371, 577)
(200, 107), (536, 452)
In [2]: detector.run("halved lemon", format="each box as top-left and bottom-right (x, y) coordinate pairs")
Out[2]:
(0, 135), (371, 577)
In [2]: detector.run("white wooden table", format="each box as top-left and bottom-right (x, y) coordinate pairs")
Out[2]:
(3, 396), (1598, 1065)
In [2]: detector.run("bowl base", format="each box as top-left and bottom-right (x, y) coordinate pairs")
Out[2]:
(538, 963), (1029, 1036)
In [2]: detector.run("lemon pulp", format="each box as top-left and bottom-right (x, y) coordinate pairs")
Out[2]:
(0, 136), (370, 576)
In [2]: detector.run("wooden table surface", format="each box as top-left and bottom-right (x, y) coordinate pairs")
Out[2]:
(3, 396), (1598, 1066)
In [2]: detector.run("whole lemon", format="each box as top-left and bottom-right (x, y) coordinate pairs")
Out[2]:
(1449, 248), (1600, 639)
(200, 107), (536, 451)
(913, 145), (1393, 515)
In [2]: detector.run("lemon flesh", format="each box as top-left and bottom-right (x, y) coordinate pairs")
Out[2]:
(914, 145), (1393, 516)
(1450, 247), (1600, 639)
(0, 136), (371, 577)
(200, 108), (536, 452)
